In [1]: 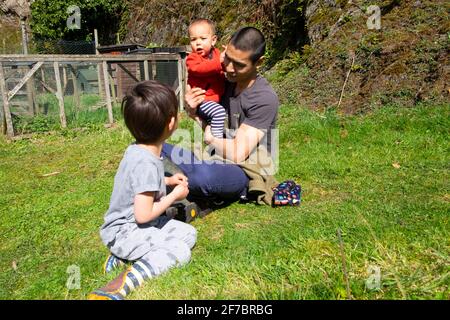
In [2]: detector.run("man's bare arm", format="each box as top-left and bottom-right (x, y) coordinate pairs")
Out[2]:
(205, 123), (264, 163)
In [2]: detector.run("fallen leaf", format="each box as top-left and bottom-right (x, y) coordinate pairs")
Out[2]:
(392, 162), (401, 169)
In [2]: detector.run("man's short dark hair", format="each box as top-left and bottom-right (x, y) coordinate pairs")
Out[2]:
(229, 27), (266, 63)
(122, 80), (178, 144)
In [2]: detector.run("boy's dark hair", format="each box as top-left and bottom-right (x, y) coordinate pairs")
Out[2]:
(229, 27), (266, 63)
(122, 80), (178, 144)
(189, 18), (216, 35)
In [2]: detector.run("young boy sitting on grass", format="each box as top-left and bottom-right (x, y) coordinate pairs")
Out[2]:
(89, 80), (197, 300)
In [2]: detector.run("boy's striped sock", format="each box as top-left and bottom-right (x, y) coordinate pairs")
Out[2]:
(88, 259), (155, 300)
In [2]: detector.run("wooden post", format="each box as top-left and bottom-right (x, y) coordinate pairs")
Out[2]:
(41, 67), (45, 83)
(62, 66), (68, 92)
(151, 59), (157, 80)
(94, 29), (104, 99)
(53, 61), (67, 128)
(109, 74), (117, 103)
(117, 64), (123, 101)
(20, 19), (28, 55)
(177, 55), (185, 111)
(144, 60), (149, 81)
(26, 65), (36, 115)
(21, 18), (36, 116)
(0, 62), (14, 137)
(102, 60), (114, 124)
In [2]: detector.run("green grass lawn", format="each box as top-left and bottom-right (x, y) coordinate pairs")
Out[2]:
(0, 103), (448, 300)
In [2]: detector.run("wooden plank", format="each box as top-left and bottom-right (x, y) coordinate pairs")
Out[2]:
(117, 64), (123, 101)
(95, 30), (104, 99)
(20, 20), (28, 55)
(53, 61), (67, 128)
(151, 59), (157, 79)
(102, 60), (114, 124)
(94, 29), (100, 55)
(144, 60), (149, 81)
(177, 56), (185, 111)
(97, 63), (104, 99)
(62, 66), (68, 93)
(7, 61), (43, 101)
(109, 74), (117, 103)
(0, 62), (14, 137)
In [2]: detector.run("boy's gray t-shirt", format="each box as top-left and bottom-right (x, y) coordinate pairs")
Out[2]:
(100, 144), (166, 247)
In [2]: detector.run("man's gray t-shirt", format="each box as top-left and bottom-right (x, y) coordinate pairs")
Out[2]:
(100, 144), (166, 247)
(221, 75), (279, 154)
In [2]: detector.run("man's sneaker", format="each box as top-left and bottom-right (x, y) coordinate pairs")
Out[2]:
(103, 254), (127, 274)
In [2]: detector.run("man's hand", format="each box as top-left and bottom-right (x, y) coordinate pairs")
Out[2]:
(185, 85), (205, 119)
(166, 173), (188, 187)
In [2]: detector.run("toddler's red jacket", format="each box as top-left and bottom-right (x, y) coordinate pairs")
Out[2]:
(186, 47), (225, 103)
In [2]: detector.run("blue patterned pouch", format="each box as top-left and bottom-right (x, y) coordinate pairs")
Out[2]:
(272, 180), (302, 206)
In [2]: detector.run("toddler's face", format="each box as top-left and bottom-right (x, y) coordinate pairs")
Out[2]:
(189, 23), (217, 57)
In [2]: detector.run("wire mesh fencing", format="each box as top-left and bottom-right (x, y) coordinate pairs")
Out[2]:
(0, 54), (186, 137)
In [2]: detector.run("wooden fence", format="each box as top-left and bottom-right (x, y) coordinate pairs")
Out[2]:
(0, 53), (187, 138)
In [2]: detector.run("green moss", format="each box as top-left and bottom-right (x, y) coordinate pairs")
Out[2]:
(0, 19), (22, 54)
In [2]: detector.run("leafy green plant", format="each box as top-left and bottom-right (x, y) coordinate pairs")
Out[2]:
(13, 114), (59, 134)
(30, 0), (127, 42)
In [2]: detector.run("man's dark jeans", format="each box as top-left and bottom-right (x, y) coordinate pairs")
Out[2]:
(162, 143), (249, 202)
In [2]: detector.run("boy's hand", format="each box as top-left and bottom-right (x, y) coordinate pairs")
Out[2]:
(166, 173), (188, 187)
(171, 184), (189, 201)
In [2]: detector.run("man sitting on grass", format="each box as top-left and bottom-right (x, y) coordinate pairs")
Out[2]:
(163, 26), (280, 207)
